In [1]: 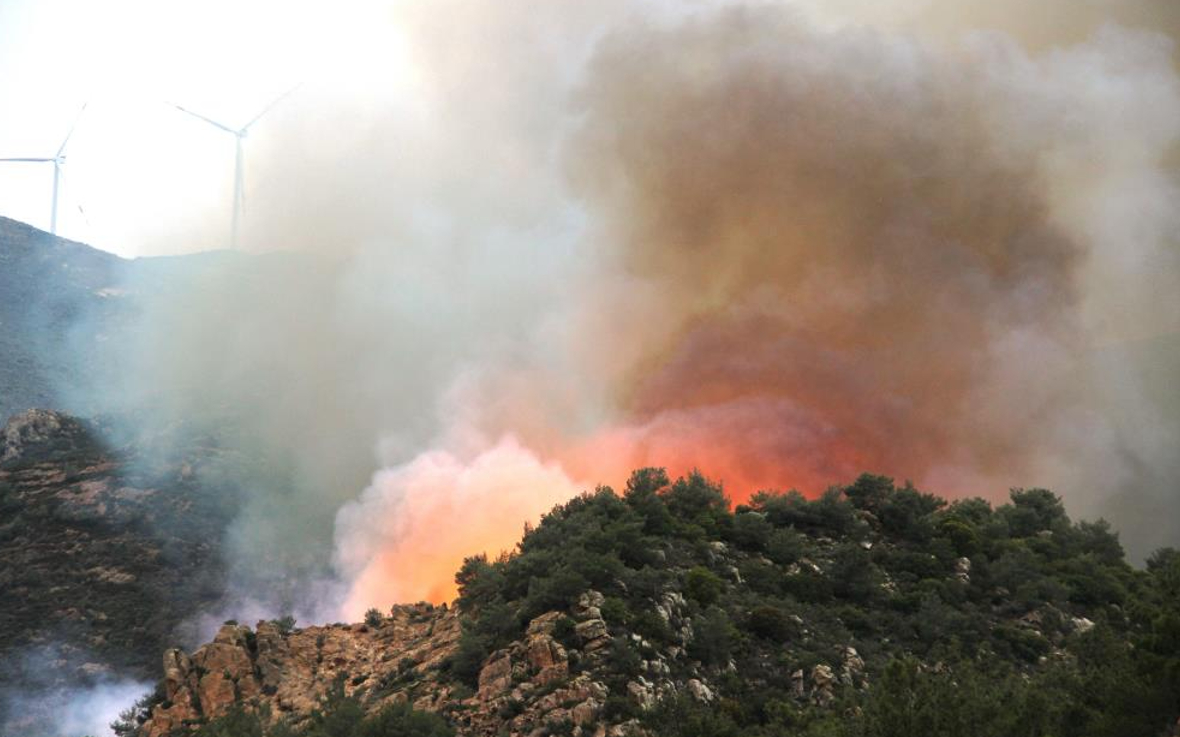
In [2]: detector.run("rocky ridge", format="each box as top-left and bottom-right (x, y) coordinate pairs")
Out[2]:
(122, 469), (1180, 737)
(137, 584), (872, 737)
(141, 595), (656, 737)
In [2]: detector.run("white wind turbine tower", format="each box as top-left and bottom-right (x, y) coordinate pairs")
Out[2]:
(0, 104), (88, 235)
(169, 85), (300, 249)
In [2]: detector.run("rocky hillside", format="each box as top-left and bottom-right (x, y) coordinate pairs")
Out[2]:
(126, 470), (1180, 737)
(0, 409), (242, 732)
(0, 217), (129, 420)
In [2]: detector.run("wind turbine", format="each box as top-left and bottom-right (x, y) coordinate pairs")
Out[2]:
(0, 104), (87, 235)
(169, 85), (300, 249)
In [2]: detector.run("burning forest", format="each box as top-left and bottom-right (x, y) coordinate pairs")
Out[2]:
(0, 1), (1178, 736)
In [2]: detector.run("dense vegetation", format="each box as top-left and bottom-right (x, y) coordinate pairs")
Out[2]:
(447, 469), (1180, 737)
(105, 468), (1180, 737)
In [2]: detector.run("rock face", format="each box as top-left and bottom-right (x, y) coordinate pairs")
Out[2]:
(142, 605), (462, 737)
(136, 593), (670, 737)
(0, 409), (233, 732)
(0, 217), (129, 422)
(1, 409), (87, 463)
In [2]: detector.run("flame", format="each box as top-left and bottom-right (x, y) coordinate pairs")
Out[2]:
(557, 398), (870, 505)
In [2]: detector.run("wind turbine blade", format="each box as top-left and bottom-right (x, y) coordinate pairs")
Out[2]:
(56, 102), (88, 158)
(240, 81), (304, 133)
(169, 102), (237, 135)
(0, 157), (54, 163)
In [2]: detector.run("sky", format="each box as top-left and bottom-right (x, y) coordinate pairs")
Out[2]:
(1, 0), (1176, 258)
(0, 0), (414, 256)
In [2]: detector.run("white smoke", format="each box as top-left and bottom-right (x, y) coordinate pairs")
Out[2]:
(334, 434), (583, 617)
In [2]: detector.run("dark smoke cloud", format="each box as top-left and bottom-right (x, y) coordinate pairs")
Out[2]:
(558, 7), (1179, 559)
(566, 8), (1081, 483)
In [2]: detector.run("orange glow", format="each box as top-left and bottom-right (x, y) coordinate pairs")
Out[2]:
(557, 400), (870, 506)
(335, 436), (582, 614)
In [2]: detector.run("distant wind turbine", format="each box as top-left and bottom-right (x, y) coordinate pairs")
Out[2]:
(0, 104), (88, 235)
(169, 85), (301, 249)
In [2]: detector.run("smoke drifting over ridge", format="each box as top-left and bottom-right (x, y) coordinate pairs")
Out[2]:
(559, 10), (1105, 497)
(64, 1), (1179, 618)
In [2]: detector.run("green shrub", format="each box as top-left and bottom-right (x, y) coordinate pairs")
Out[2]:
(685, 566), (724, 607)
(688, 607), (737, 666)
(746, 605), (794, 642)
(767, 527), (805, 565)
(274, 615), (296, 635)
(357, 702), (454, 737)
(601, 596), (630, 625)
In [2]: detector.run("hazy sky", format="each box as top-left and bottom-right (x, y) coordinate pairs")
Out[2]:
(0, 0), (414, 256)
(2, 0), (1174, 259)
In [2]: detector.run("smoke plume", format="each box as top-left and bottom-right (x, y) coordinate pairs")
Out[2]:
(55, 0), (1179, 622)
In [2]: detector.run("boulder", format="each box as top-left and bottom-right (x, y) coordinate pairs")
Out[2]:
(686, 678), (714, 703)
(841, 646), (866, 687)
(478, 651), (514, 698)
(811, 664), (836, 706)
(570, 698), (600, 725)
(954, 557), (972, 583)
(627, 678), (656, 710)
(790, 668), (805, 699)
(526, 611), (566, 636)
(575, 618), (609, 647)
(575, 590), (606, 621)
(1071, 616), (1095, 634)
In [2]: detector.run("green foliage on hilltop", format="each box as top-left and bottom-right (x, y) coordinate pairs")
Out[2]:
(447, 468), (1180, 737)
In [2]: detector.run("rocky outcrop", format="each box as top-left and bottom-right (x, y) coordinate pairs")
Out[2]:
(141, 604), (462, 737)
(135, 594), (664, 737)
(810, 664), (836, 706)
(0, 409), (90, 464)
(134, 576), (880, 737)
(0, 409), (232, 731)
(954, 556), (972, 584)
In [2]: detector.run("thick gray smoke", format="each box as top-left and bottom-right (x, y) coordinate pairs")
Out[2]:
(44, 0), (1180, 633)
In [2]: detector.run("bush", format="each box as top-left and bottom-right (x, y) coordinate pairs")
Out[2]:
(300, 679), (365, 737)
(364, 608), (383, 627)
(685, 566), (724, 607)
(746, 605), (794, 642)
(844, 473), (894, 512)
(601, 596), (630, 625)
(274, 615), (297, 635)
(688, 607), (737, 666)
(357, 702), (454, 737)
(190, 705), (266, 737)
(552, 615), (578, 648)
(662, 471), (730, 537)
(1001, 488), (1067, 537)
(443, 628), (492, 688)
(767, 527), (805, 565)
(730, 512), (773, 552)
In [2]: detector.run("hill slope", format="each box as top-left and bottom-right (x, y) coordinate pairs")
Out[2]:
(128, 470), (1180, 737)
(0, 410), (245, 733)
(0, 218), (129, 420)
